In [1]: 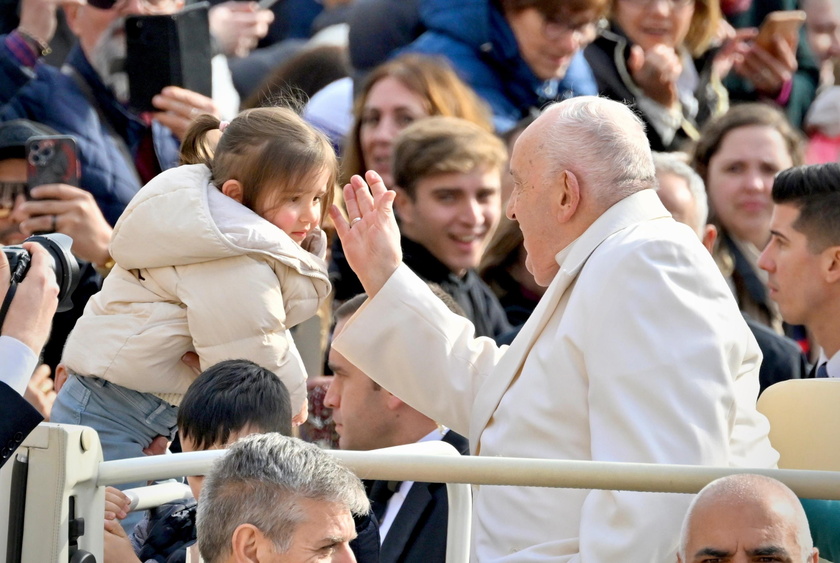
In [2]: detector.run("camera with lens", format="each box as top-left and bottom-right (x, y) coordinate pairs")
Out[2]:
(3, 233), (80, 313)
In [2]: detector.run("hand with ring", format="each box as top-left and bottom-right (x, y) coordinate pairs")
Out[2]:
(329, 170), (402, 298)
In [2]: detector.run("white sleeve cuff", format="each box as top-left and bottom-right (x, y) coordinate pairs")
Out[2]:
(0, 335), (38, 396)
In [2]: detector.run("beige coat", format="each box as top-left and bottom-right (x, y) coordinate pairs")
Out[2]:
(62, 164), (330, 409)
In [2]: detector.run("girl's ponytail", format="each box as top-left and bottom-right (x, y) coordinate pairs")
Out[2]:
(179, 114), (223, 166)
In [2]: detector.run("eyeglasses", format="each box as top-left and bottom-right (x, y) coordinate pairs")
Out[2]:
(620, 0), (695, 9)
(542, 14), (598, 42)
(0, 181), (27, 212)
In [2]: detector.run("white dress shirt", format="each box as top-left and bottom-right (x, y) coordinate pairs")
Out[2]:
(377, 427), (448, 542)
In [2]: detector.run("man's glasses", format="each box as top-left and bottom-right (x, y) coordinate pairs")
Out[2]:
(0, 181), (27, 217)
(542, 14), (598, 43)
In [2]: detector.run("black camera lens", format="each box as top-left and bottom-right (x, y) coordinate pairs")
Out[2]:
(3, 233), (81, 313)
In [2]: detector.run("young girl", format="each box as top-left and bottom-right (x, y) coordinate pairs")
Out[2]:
(52, 107), (334, 473)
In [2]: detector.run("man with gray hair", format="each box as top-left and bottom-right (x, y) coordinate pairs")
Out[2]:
(330, 96), (778, 561)
(678, 474), (819, 563)
(197, 433), (369, 563)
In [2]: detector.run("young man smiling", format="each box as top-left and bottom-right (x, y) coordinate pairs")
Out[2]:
(390, 116), (511, 338)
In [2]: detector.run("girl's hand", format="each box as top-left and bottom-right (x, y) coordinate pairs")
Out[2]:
(628, 44), (683, 109)
(329, 171), (401, 298)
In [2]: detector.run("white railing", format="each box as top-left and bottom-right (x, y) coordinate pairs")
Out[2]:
(4, 423), (840, 562)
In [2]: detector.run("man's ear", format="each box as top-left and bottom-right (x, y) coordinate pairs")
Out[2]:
(824, 244), (840, 284)
(230, 523), (262, 562)
(385, 391), (405, 411)
(392, 186), (410, 222)
(554, 170), (581, 223)
(702, 224), (718, 254)
(222, 180), (244, 204)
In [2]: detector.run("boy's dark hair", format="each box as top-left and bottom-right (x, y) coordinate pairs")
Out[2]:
(177, 359), (292, 450)
(773, 163), (840, 252)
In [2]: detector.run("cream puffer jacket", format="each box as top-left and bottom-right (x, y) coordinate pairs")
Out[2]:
(61, 164), (331, 410)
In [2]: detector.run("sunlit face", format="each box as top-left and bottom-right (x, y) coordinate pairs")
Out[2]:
(265, 498), (357, 563)
(180, 426), (260, 501)
(259, 169), (330, 245)
(506, 132), (566, 287)
(358, 77), (429, 186)
(396, 165), (502, 277)
(706, 125), (793, 249)
(804, 0), (840, 65)
(679, 494), (816, 563)
(613, 0), (695, 51)
(506, 7), (599, 81)
(0, 158), (27, 245)
(758, 203), (834, 328)
(324, 319), (394, 451)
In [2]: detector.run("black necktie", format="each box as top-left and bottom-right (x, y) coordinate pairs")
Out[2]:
(368, 480), (401, 521)
(817, 363), (829, 378)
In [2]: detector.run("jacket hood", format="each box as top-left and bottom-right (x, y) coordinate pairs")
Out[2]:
(420, 0), (493, 50)
(110, 164), (330, 285)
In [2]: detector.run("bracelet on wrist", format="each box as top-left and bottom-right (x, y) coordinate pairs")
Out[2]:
(16, 27), (51, 57)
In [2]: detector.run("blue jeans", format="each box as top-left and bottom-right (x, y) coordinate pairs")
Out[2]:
(51, 374), (179, 529)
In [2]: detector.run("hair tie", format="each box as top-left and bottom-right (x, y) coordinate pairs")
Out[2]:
(219, 121), (230, 132)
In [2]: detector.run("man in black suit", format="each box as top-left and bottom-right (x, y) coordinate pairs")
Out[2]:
(758, 163), (840, 379)
(0, 241), (60, 467)
(325, 292), (469, 563)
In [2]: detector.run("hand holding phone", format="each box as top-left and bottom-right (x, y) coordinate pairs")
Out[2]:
(26, 135), (80, 192)
(755, 10), (806, 54)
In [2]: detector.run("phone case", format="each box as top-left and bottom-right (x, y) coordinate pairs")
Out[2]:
(26, 136), (80, 190)
(125, 2), (213, 112)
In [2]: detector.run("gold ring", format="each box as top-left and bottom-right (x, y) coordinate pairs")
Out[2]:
(51, 214), (57, 232)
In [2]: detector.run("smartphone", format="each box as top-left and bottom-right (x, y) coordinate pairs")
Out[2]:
(755, 10), (806, 53)
(125, 2), (213, 112)
(26, 135), (80, 193)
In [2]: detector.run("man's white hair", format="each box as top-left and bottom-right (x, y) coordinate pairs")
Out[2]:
(197, 433), (370, 563)
(539, 97), (657, 209)
(651, 151), (709, 235)
(679, 473), (815, 562)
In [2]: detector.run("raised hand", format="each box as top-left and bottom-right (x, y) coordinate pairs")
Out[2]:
(209, 1), (274, 58)
(628, 44), (683, 109)
(329, 170), (401, 297)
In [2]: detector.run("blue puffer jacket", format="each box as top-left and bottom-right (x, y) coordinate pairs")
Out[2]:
(398, 0), (597, 132)
(0, 40), (180, 226)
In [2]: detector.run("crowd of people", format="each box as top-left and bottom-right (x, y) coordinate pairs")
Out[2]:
(2, 0), (840, 560)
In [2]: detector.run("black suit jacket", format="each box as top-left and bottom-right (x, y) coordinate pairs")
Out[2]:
(375, 430), (469, 563)
(0, 382), (42, 468)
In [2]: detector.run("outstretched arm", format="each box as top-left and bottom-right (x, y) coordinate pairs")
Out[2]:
(329, 171), (401, 297)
